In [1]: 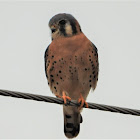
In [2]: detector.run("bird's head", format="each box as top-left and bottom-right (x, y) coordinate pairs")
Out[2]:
(49, 13), (82, 40)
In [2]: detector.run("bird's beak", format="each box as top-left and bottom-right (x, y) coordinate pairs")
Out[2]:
(51, 28), (56, 33)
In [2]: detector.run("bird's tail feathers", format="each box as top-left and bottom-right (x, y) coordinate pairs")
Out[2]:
(63, 106), (83, 139)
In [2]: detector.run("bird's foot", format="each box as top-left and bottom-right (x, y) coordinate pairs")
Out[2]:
(78, 94), (88, 110)
(56, 92), (71, 105)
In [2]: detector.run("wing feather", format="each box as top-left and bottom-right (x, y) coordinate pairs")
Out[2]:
(44, 45), (50, 79)
(90, 42), (99, 89)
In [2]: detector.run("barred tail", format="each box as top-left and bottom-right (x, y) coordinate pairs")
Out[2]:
(63, 106), (83, 138)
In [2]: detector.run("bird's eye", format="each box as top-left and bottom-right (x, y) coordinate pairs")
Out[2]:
(51, 28), (56, 33)
(59, 20), (66, 25)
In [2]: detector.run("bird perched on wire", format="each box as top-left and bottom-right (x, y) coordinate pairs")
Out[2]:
(45, 13), (99, 138)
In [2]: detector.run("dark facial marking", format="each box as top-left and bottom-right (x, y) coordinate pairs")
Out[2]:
(60, 26), (67, 36)
(59, 20), (67, 36)
(70, 21), (77, 34)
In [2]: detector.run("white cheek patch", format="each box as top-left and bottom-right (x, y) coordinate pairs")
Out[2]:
(65, 24), (73, 36)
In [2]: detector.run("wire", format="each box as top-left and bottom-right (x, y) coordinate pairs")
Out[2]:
(0, 89), (140, 116)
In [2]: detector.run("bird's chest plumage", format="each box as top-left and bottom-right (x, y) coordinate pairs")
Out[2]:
(45, 34), (98, 99)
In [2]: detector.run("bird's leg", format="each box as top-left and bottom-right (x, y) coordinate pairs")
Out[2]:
(78, 93), (88, 110)
(62, 92), (71, 105)
(55, 91), (71, 105)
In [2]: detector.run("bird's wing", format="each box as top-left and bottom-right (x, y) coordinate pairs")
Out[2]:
(90, 42), (99, 89)
(44, 45), (50, 79)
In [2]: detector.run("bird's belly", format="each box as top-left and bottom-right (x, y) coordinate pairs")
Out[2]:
(47, 54), (94, 100)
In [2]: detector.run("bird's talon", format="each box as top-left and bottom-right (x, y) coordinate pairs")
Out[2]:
(78, 94), (88, 110)
(55, 92), (71, 105)
(84, 102), (89, 108)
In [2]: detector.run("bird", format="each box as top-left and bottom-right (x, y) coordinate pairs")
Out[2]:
(44, 13), (99, 138)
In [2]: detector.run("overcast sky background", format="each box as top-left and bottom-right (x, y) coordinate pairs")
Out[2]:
(0, 0), (140, 139)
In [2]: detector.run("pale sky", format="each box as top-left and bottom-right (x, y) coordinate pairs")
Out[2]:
(0, 0), (140, 139)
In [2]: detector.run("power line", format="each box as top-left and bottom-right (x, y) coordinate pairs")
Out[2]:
(0, 89), (140, 116)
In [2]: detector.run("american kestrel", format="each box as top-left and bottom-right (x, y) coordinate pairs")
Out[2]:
(45, 13), (99, 138)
